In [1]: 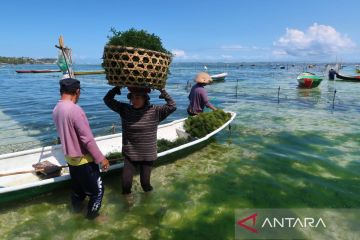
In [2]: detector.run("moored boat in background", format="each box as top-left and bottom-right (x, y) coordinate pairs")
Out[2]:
(16, 69), (61, 73)
(210, 72), (228, 82)
(297, 72), (323, 88)
(74, 70), (105, 75)
(335, 73), (360, 82)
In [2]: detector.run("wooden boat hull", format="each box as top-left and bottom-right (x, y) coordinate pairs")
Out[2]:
(16, 70), (61, 73)
(0, 112), (236, 203)
(335, 73), (360, 82)
(297, 78), (322, 88)
(74, 70), (105, 75)
(297, 72), (322, 88)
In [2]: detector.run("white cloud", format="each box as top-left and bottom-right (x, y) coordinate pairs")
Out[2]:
(221, 45), (269, 52)
(221, 44), (244, 50)
(272, 49), (287, 56)
(171, 50), (202, 61)
(171, 49), (186, 58)
(171, 44), (273, 61)
(273, 23), (356, 57)
(221, 54), (233, 59)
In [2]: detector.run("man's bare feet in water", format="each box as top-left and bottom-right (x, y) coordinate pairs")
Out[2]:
(123, 193), (135, 207)
(94, 214), (109, 223)
(85, 211), (108, 223)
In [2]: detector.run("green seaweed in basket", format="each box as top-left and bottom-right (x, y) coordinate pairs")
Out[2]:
(107, 28), (171, 55)
(184, 110), (231, 138)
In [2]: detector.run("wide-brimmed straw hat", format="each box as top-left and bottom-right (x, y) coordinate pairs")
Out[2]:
(194, 72), (212, 84)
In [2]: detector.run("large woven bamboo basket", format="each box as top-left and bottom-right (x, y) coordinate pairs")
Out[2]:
(102, 45), (172, 89)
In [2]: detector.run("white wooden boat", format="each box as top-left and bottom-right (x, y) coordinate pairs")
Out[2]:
(210, 72), (228, 82)
(0, 112), (236, 202)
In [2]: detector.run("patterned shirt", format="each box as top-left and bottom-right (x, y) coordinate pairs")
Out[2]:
(104, 89), (176, 161)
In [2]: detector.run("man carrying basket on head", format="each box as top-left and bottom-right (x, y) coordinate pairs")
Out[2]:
(104, 86), (176, 196)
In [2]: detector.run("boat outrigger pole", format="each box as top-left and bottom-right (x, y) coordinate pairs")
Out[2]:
(55, 35), (74, 78)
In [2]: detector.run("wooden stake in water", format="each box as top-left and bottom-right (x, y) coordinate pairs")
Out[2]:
(111, 123), (116, 134)
(235, 79), (239, 98)
(332, 89), (337, 109)
(277, 86), (280, 104)
(185, 79), (192, 91)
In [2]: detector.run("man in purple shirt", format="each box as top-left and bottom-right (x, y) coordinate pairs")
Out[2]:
(187, 72), (217, 116)
(53, 78), (109, 219)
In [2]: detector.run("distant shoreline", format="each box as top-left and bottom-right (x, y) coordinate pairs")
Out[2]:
(0, 56), (56, 65)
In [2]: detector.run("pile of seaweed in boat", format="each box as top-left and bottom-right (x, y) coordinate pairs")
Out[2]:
(184, 110), (231, 138)
(157, 137), (191, 153)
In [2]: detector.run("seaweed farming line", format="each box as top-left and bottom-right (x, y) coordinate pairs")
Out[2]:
(65, 76), (360, 96)
(207, 86), (359, 103)
(206, 87), (351, 101)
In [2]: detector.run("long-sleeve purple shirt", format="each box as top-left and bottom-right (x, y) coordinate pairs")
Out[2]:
(52, 100), (105, 164)
(188, 83), (214, 114)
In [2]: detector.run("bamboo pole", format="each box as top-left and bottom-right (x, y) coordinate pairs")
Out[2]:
(0, 158), (123, 177)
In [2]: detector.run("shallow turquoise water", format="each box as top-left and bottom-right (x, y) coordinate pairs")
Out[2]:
(0, 63), (359, 239)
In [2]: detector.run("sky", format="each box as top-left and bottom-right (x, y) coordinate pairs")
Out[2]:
(1, 0), (360, 63)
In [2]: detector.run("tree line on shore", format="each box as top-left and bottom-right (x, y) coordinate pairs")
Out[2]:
(0, 56), (56, 64)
